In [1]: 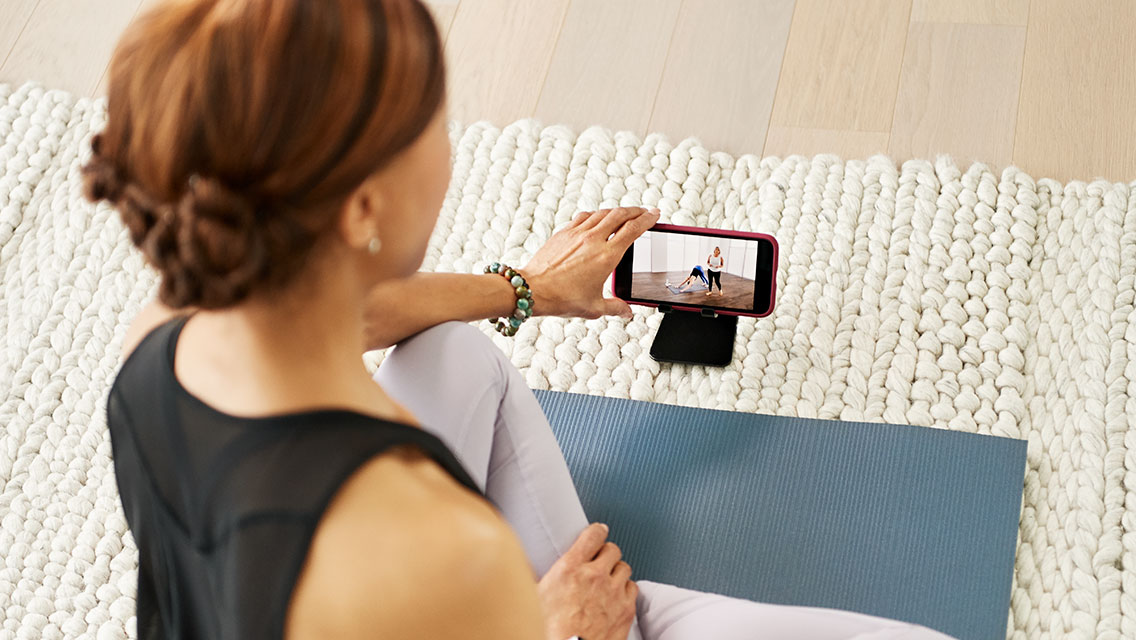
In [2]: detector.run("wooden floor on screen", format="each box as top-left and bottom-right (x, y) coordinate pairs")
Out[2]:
(632, 271), (755, 312)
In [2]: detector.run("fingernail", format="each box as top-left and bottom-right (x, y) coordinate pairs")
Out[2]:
(600, 523), (610, 534)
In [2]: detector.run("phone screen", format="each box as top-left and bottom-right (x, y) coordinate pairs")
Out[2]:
(614, 226), (777, 316)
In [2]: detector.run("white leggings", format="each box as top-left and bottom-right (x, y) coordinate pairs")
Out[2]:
(374, 322), (954, 640)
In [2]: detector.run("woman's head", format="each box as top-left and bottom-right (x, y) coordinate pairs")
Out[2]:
(713, 246), (720, 255)
(82, 0), (450, 309)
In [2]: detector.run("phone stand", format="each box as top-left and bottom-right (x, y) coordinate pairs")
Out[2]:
(649, 306), (738, 367)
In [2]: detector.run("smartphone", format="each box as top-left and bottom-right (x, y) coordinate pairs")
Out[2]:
(612, 224), (778, 318)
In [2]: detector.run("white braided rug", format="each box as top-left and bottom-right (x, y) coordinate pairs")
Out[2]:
(2, 80), (1135, 639)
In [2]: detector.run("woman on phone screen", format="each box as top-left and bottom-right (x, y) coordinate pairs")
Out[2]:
(706, 246), (724, 296)
(667, 264), (708, 292)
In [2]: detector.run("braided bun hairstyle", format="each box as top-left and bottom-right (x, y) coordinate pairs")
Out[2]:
(82, 0), (445, 309)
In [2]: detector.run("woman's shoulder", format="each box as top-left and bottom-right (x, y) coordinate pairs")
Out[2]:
(285, 446), (540, 638)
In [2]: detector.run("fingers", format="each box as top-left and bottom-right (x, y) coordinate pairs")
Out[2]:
(573, 206), (659, 236)
(608, 210), (663, 250)
(571, 209), (597, 228)
(593, 541), (623, 573)
(563, 522), (610, 565)
(612, 560), (632, 581)
(592, 206), (655, 239)
(574, 208), (613, 231)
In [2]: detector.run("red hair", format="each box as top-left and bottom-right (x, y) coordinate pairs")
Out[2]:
(82, 0), (446, 308)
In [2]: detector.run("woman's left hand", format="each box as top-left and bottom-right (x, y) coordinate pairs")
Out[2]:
(520, 207), (659, 319)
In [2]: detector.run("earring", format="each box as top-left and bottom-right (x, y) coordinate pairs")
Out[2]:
(368, 236), (381, 254)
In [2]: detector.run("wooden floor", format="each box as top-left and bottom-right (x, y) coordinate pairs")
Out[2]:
(2, 0), (1133, 183)
(633, 271), (755, 312)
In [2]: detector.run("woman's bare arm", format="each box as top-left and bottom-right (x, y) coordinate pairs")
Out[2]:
(363, 207), (659, 350)
(362, 272), (518, 350)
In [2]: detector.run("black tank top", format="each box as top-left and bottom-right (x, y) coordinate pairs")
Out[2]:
(106, 315), (484, 639)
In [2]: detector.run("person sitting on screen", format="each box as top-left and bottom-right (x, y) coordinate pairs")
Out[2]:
(667, 265), (708, 292)
(707, 247), (725, 296)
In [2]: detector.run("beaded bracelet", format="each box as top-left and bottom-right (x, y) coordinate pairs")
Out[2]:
(484, 262), (534, 336)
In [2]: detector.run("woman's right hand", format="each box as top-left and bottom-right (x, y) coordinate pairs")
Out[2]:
(521, 207), (660, 319)
(537, 523), (638, 640)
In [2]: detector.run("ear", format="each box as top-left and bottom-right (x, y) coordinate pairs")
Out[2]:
(338, 180), (384, 250)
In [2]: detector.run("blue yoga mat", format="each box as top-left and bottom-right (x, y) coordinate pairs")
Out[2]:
(533, 390), (1026, 640)
(665, 281), (708, 294)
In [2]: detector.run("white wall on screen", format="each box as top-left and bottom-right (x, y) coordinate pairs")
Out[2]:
(651, 232), (668, 272)
(639, 231), (761, 279)
(633, 234), (651, 272)
(685, 237), (702, 269)
(742, 242), (757, 279)
(726, 239), (746, 277)
(666, 234), (685, 272)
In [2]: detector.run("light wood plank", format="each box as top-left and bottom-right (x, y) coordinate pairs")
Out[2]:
(5, 0), (1133, 185)
(443, 0), (570, 126)
(890, 22), (1026, 169)
(92, 0), (459, 99)
(1014, 0), (1136, 182)
(535, 0), (681, 136)
(93, 0), (164, 98)
(0, 0), (40, 78)
(648, 0), (794, 156)
(911, 0), (1029, 26)
(424, 0), (459, 46)
(1, 0), (140, 98)
(769, 0), (912, 133)
(763, 126), (890, 160)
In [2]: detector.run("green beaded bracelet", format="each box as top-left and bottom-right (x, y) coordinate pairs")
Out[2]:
(484, 262), (534, 336)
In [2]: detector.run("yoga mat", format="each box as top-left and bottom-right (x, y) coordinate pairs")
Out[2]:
(665, 281), (708, 294)
(533, 390), (1027, 640)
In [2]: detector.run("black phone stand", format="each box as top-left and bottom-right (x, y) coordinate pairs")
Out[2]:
(649, 305), (738, 367)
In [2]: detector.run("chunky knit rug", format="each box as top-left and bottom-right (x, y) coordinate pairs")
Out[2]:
(2, 80), (1134, 639)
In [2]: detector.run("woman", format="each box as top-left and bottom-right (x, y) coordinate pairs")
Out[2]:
(666, 264), (708, 292)
(706, 246), (725, 296)
(83, 1), (954, 638)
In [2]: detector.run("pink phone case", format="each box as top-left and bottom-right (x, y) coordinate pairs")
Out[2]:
(611, 223), (779, 318)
